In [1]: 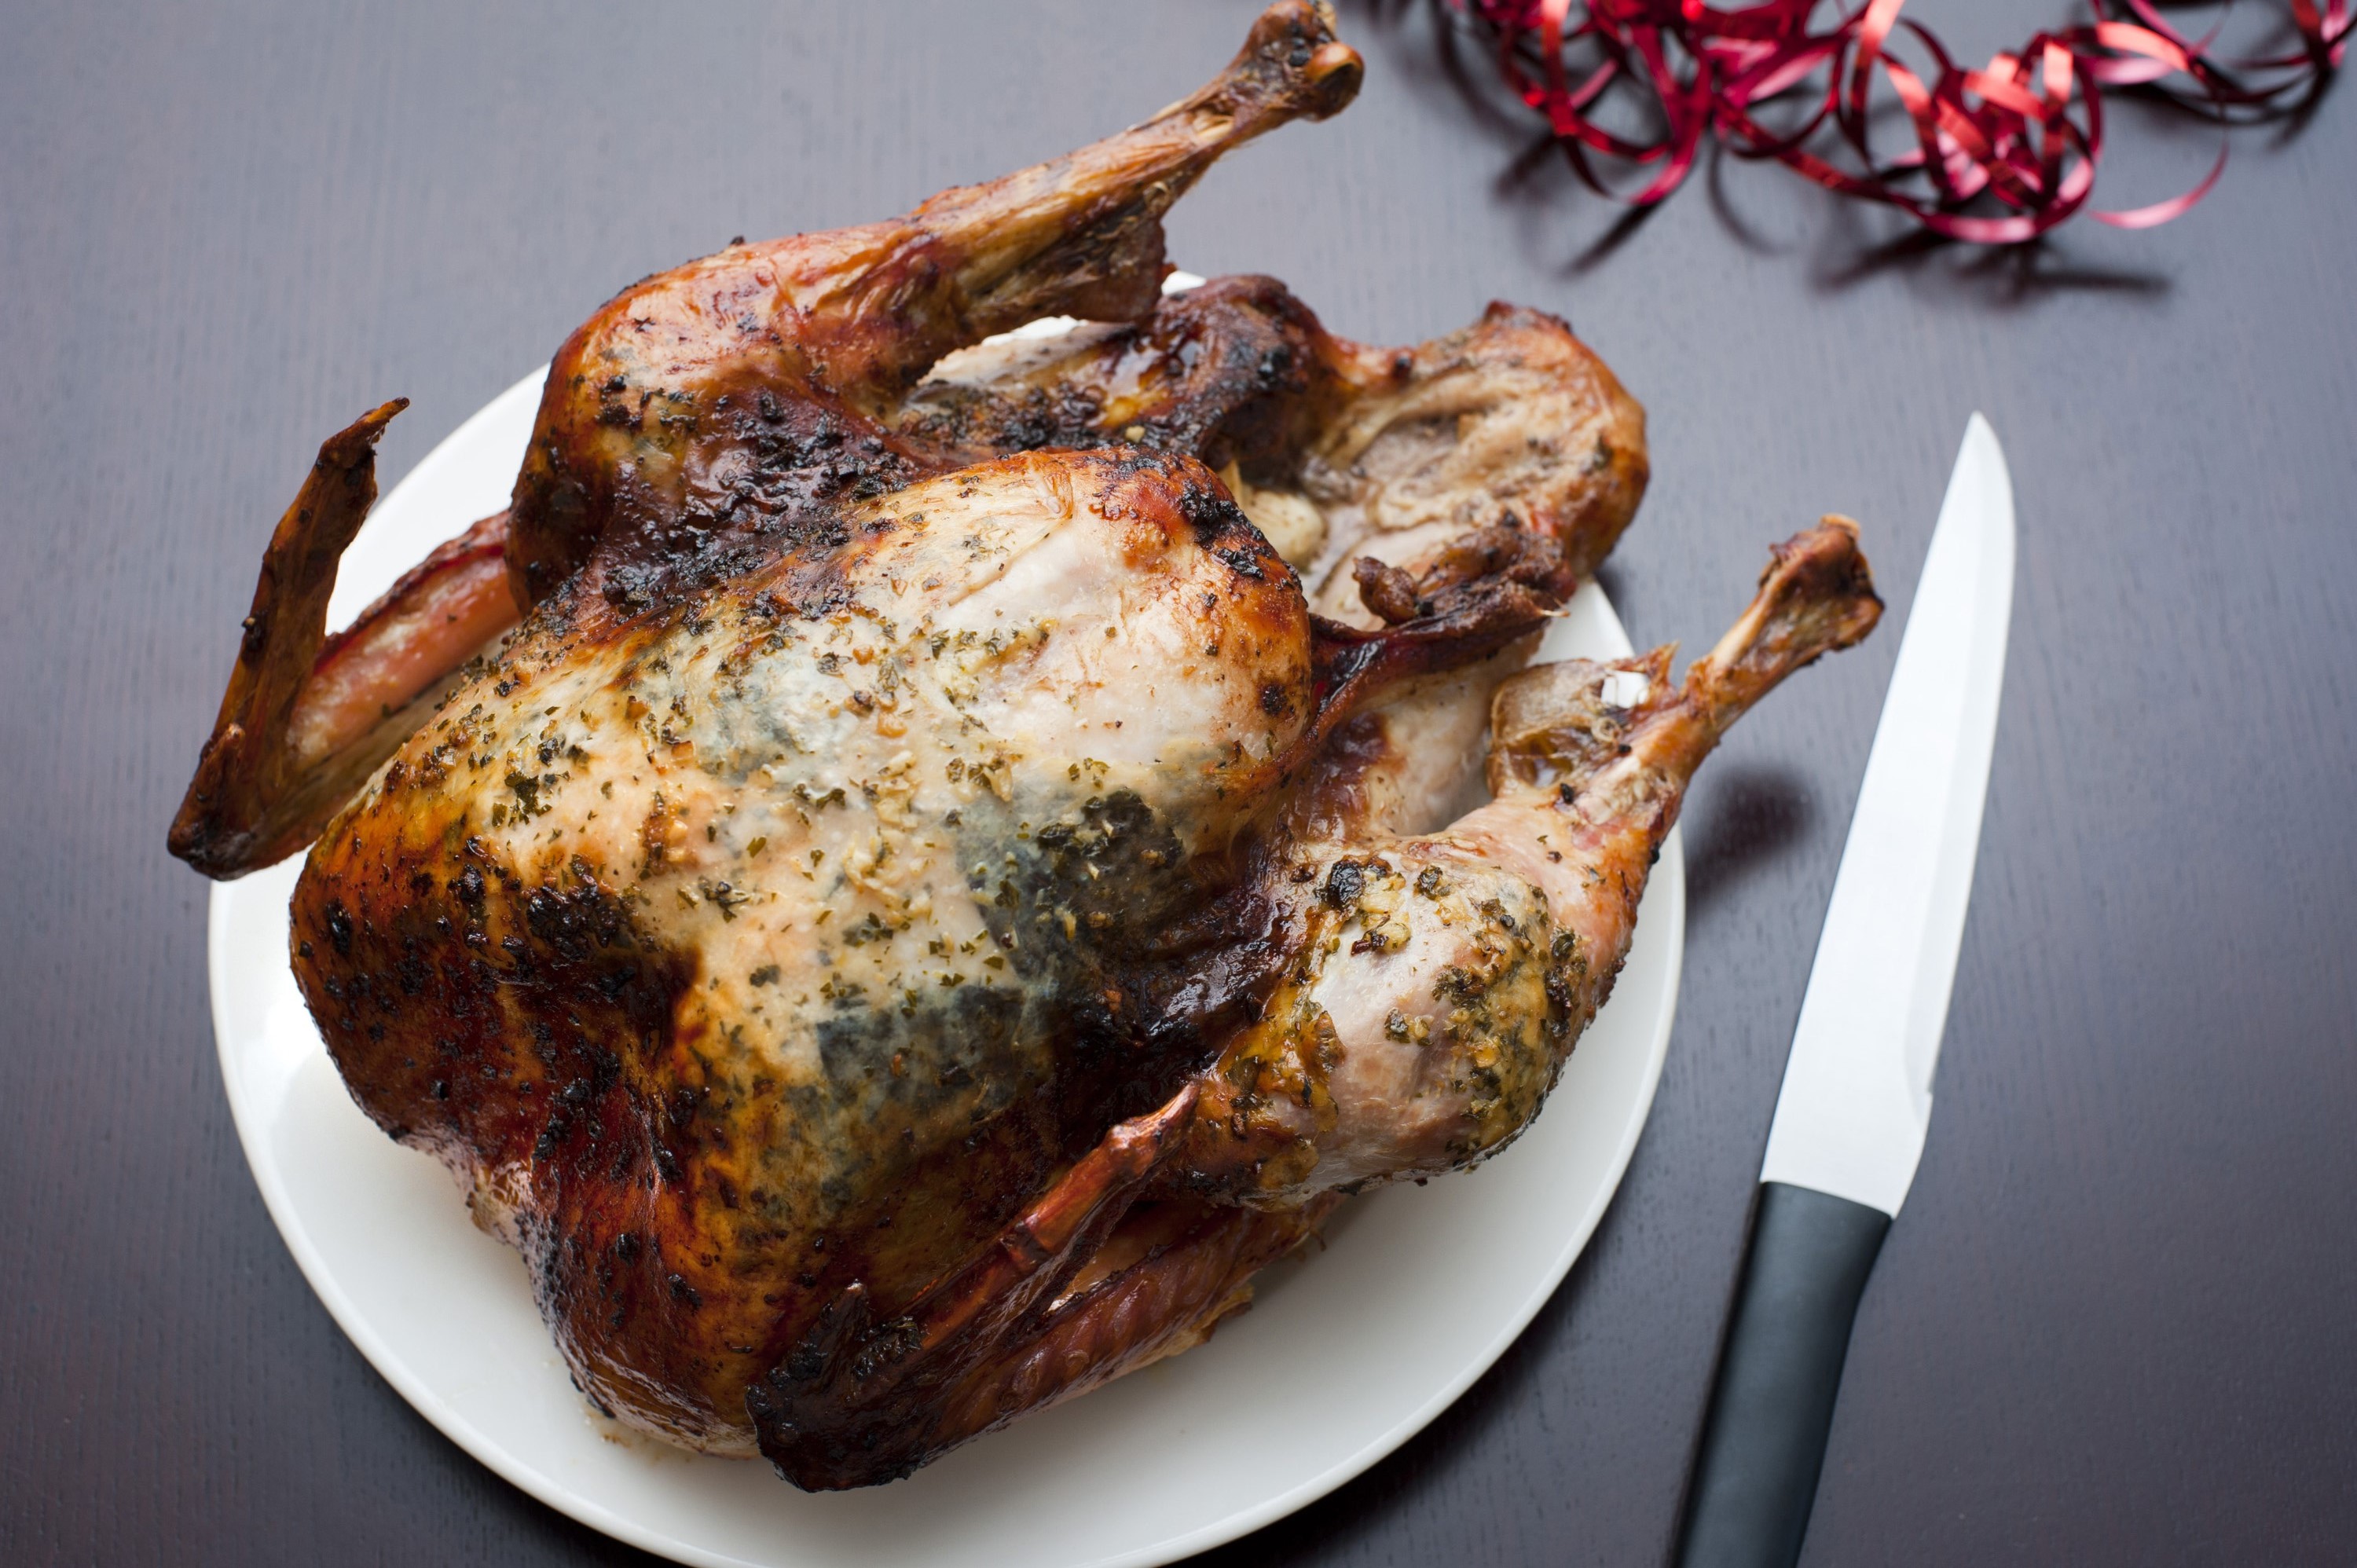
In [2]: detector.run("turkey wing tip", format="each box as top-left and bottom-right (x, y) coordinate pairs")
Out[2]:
(168, 401), (409, 880)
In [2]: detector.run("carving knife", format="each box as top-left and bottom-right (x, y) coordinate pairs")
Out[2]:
(1673, 415), (2016, 1568)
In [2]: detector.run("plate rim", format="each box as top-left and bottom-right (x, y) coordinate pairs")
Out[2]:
(207, 364), (1684, 1568)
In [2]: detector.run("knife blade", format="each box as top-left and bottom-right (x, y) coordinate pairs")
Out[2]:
(1673, 414), (2015, 1568)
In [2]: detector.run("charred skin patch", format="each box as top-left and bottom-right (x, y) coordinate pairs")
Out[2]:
(570, 382), (931, 622)
(288, 819), (739, 1446)
(893, 275), (1355, 482)
(956, 785), (1296, 1148)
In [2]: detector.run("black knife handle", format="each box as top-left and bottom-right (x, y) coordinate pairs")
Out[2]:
(1673, 1181), (1892, 1568)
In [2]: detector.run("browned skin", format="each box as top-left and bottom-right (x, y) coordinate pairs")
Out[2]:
(166, 2), (1713, 1493)
(504, 2), (1363, 610)
(745, 1086), (1338, 1486)
(170, 402), (403, 875)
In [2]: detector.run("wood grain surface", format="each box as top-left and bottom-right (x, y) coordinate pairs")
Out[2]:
(4, 1), (2352, 1563)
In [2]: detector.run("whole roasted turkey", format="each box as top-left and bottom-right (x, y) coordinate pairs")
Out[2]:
(170, 2), (1879, 1489)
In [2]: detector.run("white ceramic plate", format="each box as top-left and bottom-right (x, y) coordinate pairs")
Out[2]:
(210, 340), (1684, 1568)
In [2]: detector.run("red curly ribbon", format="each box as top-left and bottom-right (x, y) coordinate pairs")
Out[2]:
(1456, 0), (2348, 242)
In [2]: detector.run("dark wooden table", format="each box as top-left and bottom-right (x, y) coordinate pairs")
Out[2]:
(5, 1), (2352, 1563)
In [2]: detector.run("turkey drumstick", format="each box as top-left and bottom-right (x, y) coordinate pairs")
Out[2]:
(503, 0), (1363, 606)
(1168, 519), (1882, 1205)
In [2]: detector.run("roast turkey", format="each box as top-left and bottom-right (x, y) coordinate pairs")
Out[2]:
(169, 2), (1878, 1488)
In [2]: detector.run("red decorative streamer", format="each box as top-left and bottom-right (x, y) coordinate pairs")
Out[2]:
(1452, 0), (2349, 242)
